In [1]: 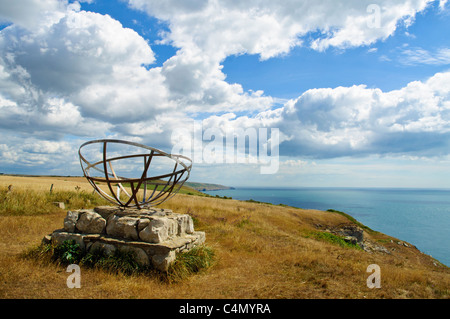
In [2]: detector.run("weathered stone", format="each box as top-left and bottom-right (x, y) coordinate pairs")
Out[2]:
(119, 246), (150, 267)
(336, 225), (364, 243)
(47, 207), (206, 272)
(52, 202), (65, 209)
(41, 234), (52, 245)
(94, 206), (122, 219)
(344, 236), (358, 245)
(106, 215), (139, 240)
(139, 217), (178, 243)
(76, 211), (106, 234)
(64, 210), (80, 232)
(176, 214), (194, 235)
(152, 251), (176, 272)
(90, 241), (116, 256)
(137, 218), (151, 232)
(51, 231), (86, 250)
(362, 240), (391, 254)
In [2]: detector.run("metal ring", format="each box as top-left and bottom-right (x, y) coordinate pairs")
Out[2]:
(79, 139), (192, 209)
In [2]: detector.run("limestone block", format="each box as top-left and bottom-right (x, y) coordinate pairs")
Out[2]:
(51, 231), (86, 250)
(106, 215), (139, 240)
(64, 211), (80, 233)
(152, 251), (176, 272)
(49, 207), (206, 273)
(139, 217), (178, 243)
(118, 246), (150, 267)
(137, 218), (151, 232)
(94, 206), (122, 219)
(176, 214), (194, 235)
(76, 211), (106, 234)
(90, 241), (116, 256)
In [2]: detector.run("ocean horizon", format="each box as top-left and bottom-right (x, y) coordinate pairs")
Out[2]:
(204, 187), (450, 267)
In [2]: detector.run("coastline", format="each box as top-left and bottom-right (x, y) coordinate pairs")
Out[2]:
(0, 175), (449, 298)
(203, 187), (450, 267)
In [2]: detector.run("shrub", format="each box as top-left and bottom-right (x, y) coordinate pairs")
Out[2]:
(53, 240), (83, 264)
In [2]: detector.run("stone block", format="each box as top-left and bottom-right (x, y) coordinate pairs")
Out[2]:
(64, 210), (80, 232)
(106, 215), (139, 240)
(118, 245), (150, 267)
(76, 211), (106, 234)
(138, 217), (177, 243)
(176, 214), (194, 235)
(90, 241), (116, 256)
(51, 231), (86, 250)
(50, 207), (206, 272)
(152, 251), (176, 272)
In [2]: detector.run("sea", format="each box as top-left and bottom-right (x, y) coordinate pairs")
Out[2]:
(204, 187), (450, 266)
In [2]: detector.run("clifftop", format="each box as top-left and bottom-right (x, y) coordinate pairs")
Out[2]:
(184, 181), (234, 191)
(0, 175), (448, 299)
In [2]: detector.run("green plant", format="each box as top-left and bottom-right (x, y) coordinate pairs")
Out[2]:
(53, 240), (83, 264)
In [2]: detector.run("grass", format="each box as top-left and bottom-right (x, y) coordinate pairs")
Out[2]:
(25, 239), (215, 282)
(0, 186), (110, 216)
(0, 175), (449, 299)
(326, 209), (375, 233)
(304, 230), (362, 250)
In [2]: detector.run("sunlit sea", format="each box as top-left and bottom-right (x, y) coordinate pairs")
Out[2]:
(204, 187), (450, 266)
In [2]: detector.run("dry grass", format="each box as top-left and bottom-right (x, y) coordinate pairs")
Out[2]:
(0, 175), (448, 299)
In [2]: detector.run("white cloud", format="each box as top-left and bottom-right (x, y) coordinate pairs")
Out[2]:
(400, 47), (450, 65)
(0, 0), (68, 30)
(126, 0), (437, 113)
(272, 71), (450, 158)
(129, 0), (433, 56)
(0, 3), (173, 134)
(1, 0), (449, 176)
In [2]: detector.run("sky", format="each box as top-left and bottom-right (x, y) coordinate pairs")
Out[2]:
(0, 0), (450, 188)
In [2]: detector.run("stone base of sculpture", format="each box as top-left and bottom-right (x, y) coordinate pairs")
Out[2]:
(43, 206), (205, 272)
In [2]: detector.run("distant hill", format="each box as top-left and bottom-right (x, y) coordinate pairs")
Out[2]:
(184, 182), (234, 191)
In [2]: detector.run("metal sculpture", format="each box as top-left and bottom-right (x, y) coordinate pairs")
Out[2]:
(79, 139), (192, 209)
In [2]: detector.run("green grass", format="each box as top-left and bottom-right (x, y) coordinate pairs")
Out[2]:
(326, 209), (376, 233)
(167, 246), (215, 282)
(0, 187), (111, 216)
(304, 230), (363, 250)
(25, 240), (215, 281)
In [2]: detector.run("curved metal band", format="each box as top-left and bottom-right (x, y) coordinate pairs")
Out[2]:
(78, 139), (192, 208)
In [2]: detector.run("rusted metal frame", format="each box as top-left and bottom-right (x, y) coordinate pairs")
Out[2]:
(145, 154), (192, 206)
(123, 150), (154, 208)
(80, 139), (172, 159)
(148, 162), (178, 202)
(85, 167), (187, 184)
(102, 141), (123, 205)
(79, 151), (117, 204)
(152, 168), (188, 206)
(107, 160), (131, 205)
(128, 181), (140, 209)
(147, 159), (183, 204)
(79, 139), (192, 208)
(142, 151), (154, 204)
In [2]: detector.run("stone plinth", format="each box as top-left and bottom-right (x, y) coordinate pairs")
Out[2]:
(44, 206), (205, 272)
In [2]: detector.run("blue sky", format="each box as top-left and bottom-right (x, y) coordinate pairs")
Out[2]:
(1, 0), (450, 188)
